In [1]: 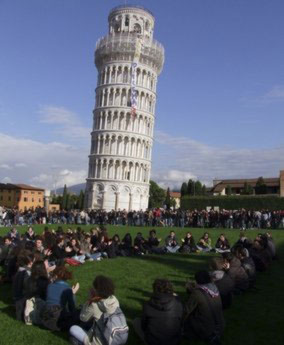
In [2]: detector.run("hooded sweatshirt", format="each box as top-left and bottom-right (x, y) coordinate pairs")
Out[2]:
(80, 295), (120, 345)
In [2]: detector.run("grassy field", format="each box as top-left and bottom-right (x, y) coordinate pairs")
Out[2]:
(0, 225), (284, 345)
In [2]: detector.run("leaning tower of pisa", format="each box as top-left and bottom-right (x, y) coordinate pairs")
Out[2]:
(85, 5), (164, 211)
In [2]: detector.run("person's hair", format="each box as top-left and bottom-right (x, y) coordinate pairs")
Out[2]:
(153, 279), (173, 294)
(93, 275), (115, 299)
(31, 260), (48, 280)
(149, 229), (156, 235)
(208, 257), (225, 271)
(52, 266), (72, 281)
(235, 246), (249, 259)
(17, 250), (34, 267)
(56, 236), (64, 245)
(4, 236), (12, 242)
(112, 234), (120, 242)
(195, 270), (211, 285)
(222, 252), (234, 262)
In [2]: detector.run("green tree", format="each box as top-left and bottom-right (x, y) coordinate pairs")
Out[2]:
(148, 180), (165, 208)
(180, 182), (188, 197)
(247, 184), (254, 195)
(61, 184), (68, 210)
(226, 185), (232, 196)
(255, 177), (267, 195)
(66, 194), (71, 210)
(194, 181), (203, 195)
(165, 187), (171, 209)
(78, 190), (85, 210)
(202, 184), (207, 196)
(187, 179), (195, 195)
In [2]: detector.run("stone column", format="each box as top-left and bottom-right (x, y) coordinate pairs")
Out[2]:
(129, 193), (133, 211)
(44, 190), (50, 213)
(115, 192), (120, 210)
(101, 191), (106, 209)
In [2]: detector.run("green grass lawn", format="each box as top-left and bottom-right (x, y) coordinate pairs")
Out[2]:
(1, 225), (284, 345)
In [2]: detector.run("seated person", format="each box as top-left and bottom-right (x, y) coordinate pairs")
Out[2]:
(134, 232), (147, 255)
(234, 246), (256, 288)
(184, 271), (225, 344)
(165, 231), (180, 253)
(43, 266), (79, 331)
(215, 234), (230, 253)
(70, 275), (128, 345)
(222, 253), (249, 294)
(209, 257), (234, 309)
(147, 230), (165, 255)
(12, 250), (35, 320)
(180, 232), (197, 253)
(196, 232), (212, 252)
(133, 279), (183, 345)
(120, 233), (133, 257)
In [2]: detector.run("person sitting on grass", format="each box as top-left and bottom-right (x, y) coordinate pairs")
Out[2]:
(42, 266), (80, 331)
(184, 270), (225, 345)
(146, 230), (165, 255)
(179, 232), (197, 253)
(196, 232), (212, 252)
(215, 234), (231, 253)
(120, 233), (133, 257)
(208, 257), (235, 309)
(234, 246), (256, 288)
(134, 232), (147, 255)
(222, 252), (249, 294)
(12, 250), (35, 320)
(165, 231), (180, 253)
(133, 278), (183, 345)
(69, 275), (128, 345)
(80, 234), (102, 261)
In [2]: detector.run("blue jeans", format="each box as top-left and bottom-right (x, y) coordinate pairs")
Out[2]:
(70, 325), (87, 345)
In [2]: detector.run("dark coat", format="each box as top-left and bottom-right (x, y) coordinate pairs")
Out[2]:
(227, 257), (249, 293)
(142, 292), (183, 345)
(212, 271), (234, 309)
(184, 286), (225, 341)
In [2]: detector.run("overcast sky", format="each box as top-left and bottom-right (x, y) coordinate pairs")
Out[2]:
(1, 0), (284, 190)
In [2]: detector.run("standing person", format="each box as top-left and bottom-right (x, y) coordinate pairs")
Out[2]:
(165, 231), (180, 253)
(69, 275), (128, 345)
(184, 271), (225, 344)
(133, 279), (183, 345)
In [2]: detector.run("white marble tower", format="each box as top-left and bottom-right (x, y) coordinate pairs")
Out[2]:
(85, 5), (164, 211)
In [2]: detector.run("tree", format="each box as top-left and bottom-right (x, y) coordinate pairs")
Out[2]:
(255, 177), (267, 195)
(61, 185), (68, 210)
(165, 187), (171, 209)
(202, 184), (207, 196)
(148, 180), (166, 208)
(187, 179), (195, 195)
(78, 190), (85, 210)
(66, 194), (71, 210)
(226, 185), (232, 196)
(194, 181), (203, 195)
(180, 182), (188, 197)
(241, 181), (254, 195)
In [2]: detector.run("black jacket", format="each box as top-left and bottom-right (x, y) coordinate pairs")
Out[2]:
(142, 292), (183, 345)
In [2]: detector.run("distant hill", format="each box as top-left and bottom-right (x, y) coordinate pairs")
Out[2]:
(53, 183), (86, 195)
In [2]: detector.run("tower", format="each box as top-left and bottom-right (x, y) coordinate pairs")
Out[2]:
(85, 5), (164, 211)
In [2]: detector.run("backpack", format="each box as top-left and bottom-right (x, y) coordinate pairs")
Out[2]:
(97, 307), (129, 345)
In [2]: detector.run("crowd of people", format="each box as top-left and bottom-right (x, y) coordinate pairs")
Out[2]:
(0, 224), (277, 344)
(1, 206), (284, 229)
